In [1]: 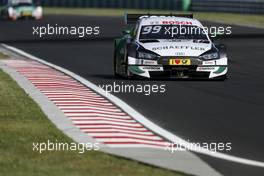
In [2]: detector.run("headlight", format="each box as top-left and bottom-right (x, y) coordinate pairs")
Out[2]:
(34, 6), (43, 18)
(8, 7), (14, 15)
(199, 52), (219, 60)
(35, 6), (43, 14)
(138, 52), (158, 59)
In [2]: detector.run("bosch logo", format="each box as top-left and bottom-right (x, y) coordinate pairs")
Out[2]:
(162, 21), (193, 25)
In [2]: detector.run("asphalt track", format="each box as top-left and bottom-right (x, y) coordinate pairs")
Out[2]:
(1, 15), (264, 176)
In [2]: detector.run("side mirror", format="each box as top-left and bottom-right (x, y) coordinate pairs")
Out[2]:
(122, 30), (131, 35)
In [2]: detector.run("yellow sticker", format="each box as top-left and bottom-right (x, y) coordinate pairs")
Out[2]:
(22, 12), (32, 16)
(169, 59), (191, 65)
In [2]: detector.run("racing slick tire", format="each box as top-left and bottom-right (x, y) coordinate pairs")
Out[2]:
(113, 41), (122, 78)
(113, 50), (121, 78)
(123, 46), (134, 79)
(113, 42), (134, 79)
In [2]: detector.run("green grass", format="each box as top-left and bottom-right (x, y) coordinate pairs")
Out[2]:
(0, 52), (9, 59)
(44, 7), (264, 28)
(0, 67), (185, 176)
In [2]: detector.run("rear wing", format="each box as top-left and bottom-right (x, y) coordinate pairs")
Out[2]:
(124, 13), (193, 24)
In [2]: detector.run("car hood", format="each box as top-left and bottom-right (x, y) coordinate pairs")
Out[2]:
(139, 40), (212, 57)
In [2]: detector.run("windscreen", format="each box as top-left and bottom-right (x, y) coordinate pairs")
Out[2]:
(9, 0), (33, 5)
(139, 25), (208, 40)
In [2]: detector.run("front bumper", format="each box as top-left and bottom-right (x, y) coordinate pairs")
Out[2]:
(127, 56), (228, 79)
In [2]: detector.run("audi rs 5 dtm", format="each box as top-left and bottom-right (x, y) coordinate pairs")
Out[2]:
(0, 0), (43, 20)
(113, 14), (228, 79)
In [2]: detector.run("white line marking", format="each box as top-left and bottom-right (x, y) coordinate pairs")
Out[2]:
(73, 121), (143, 127)
(89, 133), (162, 140)
(81, 128), (154, 135)
(52, 100), (112, 106)
(70, 117), (136, 123)
(96, 138), (165, 144)
(60, 106), (121, 112)
(66, 114), (130, 119)
(106, 144), (167, 148)
(76, 125), (148, 131)
(4, 44), (264, 168)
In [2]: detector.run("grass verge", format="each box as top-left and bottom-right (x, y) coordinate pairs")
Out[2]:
(44, 7), (264, 28)
(0, 65), (185, 176)
(0, 52), (9, 59)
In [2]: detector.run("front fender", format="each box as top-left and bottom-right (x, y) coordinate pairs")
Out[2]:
(216, 44), (227, 58)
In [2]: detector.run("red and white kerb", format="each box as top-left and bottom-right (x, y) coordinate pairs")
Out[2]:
(4, 60), (170, 148)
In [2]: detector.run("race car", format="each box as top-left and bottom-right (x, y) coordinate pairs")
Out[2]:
(0, 0), (43, 20)
(113, 14), (228, 79)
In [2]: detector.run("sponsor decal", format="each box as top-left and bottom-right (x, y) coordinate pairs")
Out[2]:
(141, 66), (163, 71)
(152, 45), (205, 51)
(162, 21), (193, 25)
(169, 59), (191, 65)
(175, 52), (185, 56)
(21, 11), (32, 16)
(150, 21), (160, 25)
(143, 60), (158, 65)
(128, 57), (158, 65)
(197, 67), (216, 72)
(202, 60), (216, 66)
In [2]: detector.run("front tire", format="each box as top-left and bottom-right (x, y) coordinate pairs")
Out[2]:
(123, 46), (134, 79)
(113, 50), (119, 77)
(113, 41), (122, 78)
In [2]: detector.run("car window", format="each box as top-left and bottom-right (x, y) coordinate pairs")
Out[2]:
(9, 0), (33, 5)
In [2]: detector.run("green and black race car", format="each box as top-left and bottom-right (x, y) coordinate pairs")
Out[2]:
(1, 0), (43, 20)
(113, 14), (228, 79)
